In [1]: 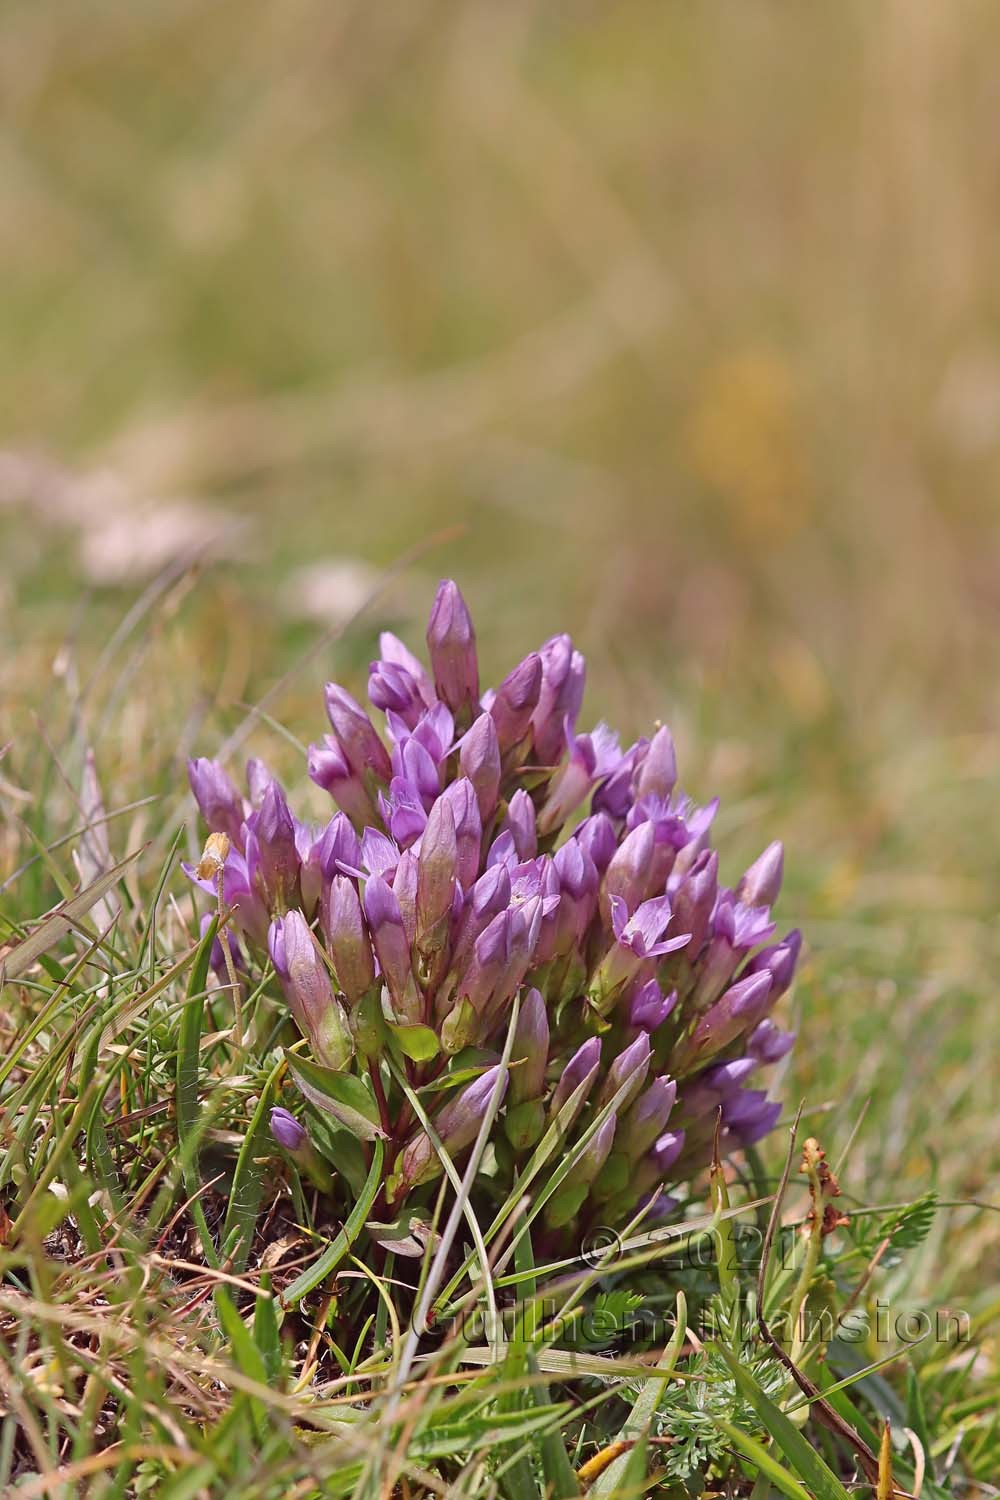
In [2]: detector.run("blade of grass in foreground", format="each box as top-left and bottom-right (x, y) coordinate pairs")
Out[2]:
(0, 848), (142, 980)
(712, 1342), (852, 1500)
(280, 1138), (385, 1307)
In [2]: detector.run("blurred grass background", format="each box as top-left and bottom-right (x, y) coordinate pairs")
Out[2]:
(1, 1), (998, 1288)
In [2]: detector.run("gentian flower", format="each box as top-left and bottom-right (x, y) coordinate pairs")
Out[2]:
(188, 578), (801, 1239)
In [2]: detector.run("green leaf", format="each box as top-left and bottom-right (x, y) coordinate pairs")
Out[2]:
(177, 916), (216, 1153)
(285, 1053), (385, 1140)
(215, 1286), (268, 1387)
(714, 1420), (814, 1500)
(307, 1113), (370, 1196)
(589, 1291), (686, 1498)
(879, 1191), (938, 1251)
(617, 1429), (651, 1498)
(712, 1342), (852, 1500)
(386, 1021), (440, 1063)
(223, 1057), (283, 1274)
(515, 1219), (579, 1500)
(280, 1138), (385, 1307)
(0, 848), (142, 980)
(254, 1272), (283, 1384)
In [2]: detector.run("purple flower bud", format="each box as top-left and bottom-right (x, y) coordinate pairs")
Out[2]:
(324, 684), (392, 783)
(652, 1128), (686, 1175)
(395, 1066), (508, 1193)
(737, 840), (784, 908)
(417, 795), (458, 940)
(635, 726), (677, 803)
(199, 912), (243, 983)
(502, 789), (538, 862)
(363, 875), (416, 1016)
(308, 737), (380, 828)
(747, 1018), (796, 1064)
(393, 849), (419, 944)
(602, 821), (656, 921)
(245, 757), (274, 809)
(509, 987), (549, 1104)
(459, 713), (501, 824)
(548, 837), (599, 954)
(489, 894), (545, 1014)
(745, 929), (801, 999)
(369, 659), (429, 730)
(268, 911), (352, 1069)
(628, 978), (678, 1032)
(667, 849), (718, 953)
(620, 1076), (677, 1161)
(442, 863), (511, 1001)
(468, 862), (512, 923)
(438, 1065), (508, 1144)
(489, 652), (542, 752)
(700, 1056), (757, 1094)
(551, 1037), (602, 1117)
(378, 630), (435, 701)
(459, 909), (511, 1012)
(270, 1106), (307, 1152)
(575, 812), (617, 874)
(324, 875), (376, 1004)
(439, 777), (482, 890)
(531, 636), (585, 765)
(598, 1031), (651, 1112)
(187, 758), (246, 847)
(553, 837), (596, 901)
(486, 831), (517, 871)
(538, 726), (598, 835)
(723, 1090), (782, 1147)
(568, 1111), (617, 1183)
(250, 781), (301, 914)
(426, 580), (479, 718)
(683, 970), (774, 1065)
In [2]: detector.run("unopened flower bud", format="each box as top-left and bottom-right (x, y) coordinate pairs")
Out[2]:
(598, 1031), (651, 1112)
(489, 652), (542, 752)
(426, 579), (479, 719)
(323, 875), (376, 1004)
(459, 713), (501, 824)
(439, 777), (482, 890)
(188, 759), (245, 847)
(268, 911), (352, 1069)
(635, 726), (677, 802)
(551, 1037), (601, 1119)
(737, 840), (784, 908)
(494, 789), (532, 862)
(251, 782), (301, 914)
(324, 684), (392, 784)
(270, 1106), (307, 1151)
(620, 1076), (677, 1161)
(417, 796), (458, 942)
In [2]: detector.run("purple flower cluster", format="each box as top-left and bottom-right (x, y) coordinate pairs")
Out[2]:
(188, 581), (798, 1231)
